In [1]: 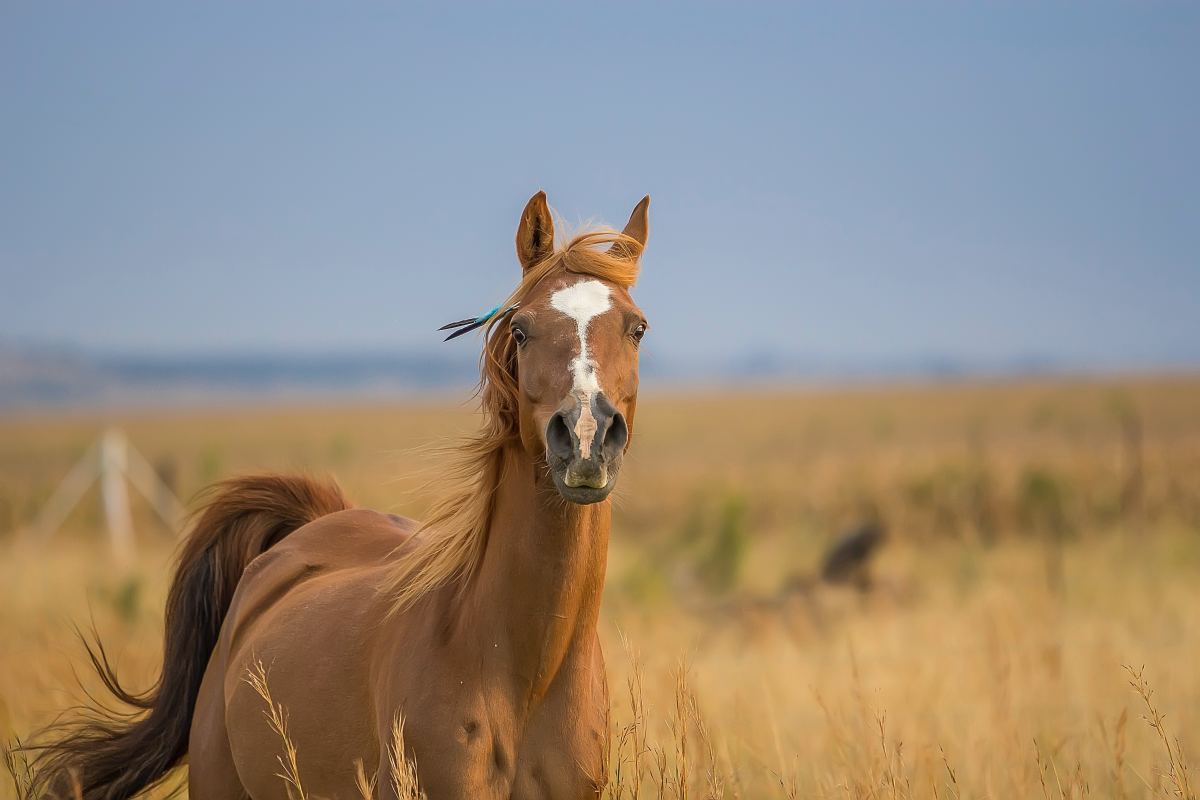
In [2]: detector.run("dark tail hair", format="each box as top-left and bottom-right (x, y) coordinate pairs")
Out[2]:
(21, 474), (350, 800)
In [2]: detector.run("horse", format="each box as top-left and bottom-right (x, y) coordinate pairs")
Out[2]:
(25, 191), (652, 800)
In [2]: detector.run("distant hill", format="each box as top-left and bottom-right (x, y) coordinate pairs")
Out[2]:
(0, 343), (1188, 410)
(0, 345), (479, 409)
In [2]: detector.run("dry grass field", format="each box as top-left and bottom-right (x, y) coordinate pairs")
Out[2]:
(2, 376), (1198, 798)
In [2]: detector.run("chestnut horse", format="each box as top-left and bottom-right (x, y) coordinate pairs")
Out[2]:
(26, 192), (651, 799)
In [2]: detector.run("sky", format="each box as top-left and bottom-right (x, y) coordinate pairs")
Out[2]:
(2, 3), (1198, 372)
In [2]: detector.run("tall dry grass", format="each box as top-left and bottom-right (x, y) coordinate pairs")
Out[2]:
(1, 377), (1198, 797)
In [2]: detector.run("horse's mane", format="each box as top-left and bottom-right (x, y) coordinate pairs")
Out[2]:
(385, 226), (643, 614)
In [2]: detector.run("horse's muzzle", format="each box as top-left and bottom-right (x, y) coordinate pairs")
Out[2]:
(545, 393), (627, 504)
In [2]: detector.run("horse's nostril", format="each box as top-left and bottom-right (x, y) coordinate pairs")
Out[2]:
(546, 412), (575, 460)
(603, 411), (628, 458)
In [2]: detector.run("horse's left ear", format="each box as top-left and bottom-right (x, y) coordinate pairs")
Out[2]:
(610, 195), (650, 261)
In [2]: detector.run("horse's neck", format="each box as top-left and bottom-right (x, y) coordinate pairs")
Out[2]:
(464, 445), (610, 702)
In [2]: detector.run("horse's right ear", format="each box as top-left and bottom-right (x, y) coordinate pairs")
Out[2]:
(610, 195), (650, 262)
(516, 191), (555, 272)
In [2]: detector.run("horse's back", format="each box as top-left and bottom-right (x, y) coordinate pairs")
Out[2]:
(224, 507), (415, 648)
(191, 507), (417, 799)
(270, 506), (418, 571)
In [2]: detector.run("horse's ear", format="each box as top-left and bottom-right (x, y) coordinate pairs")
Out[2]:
(610, 195), (650, 262)
(516, 191), (555, 272)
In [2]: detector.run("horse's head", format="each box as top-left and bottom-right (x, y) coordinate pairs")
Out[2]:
(508, 192), (650, 504)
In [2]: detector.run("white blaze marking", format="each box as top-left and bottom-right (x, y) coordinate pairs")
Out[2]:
(549, 279), (612, 459)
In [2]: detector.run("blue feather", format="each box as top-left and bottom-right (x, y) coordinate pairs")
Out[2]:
(475, 304), (503, 324)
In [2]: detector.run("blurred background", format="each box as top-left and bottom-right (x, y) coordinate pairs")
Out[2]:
(2, 4), (1198, 798)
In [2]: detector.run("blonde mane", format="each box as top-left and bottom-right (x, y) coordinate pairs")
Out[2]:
(385, 227), (643, 613)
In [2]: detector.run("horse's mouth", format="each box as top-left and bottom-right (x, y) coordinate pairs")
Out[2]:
(564, 463), (608, 489)
(549, 459), (619, 504)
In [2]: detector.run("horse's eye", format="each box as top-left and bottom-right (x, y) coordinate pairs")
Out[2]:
(512, 327), (528, 346)
(631, 323), (646, 343)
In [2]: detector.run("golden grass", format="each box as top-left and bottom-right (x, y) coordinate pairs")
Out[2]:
(1, 376), (1198, 798)
(386, 715), (425, 800)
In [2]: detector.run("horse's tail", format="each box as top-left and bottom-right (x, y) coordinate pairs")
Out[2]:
(23, 474), (350, 800)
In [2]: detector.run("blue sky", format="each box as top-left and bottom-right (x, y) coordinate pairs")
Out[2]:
(2, 3), (1197, 370)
